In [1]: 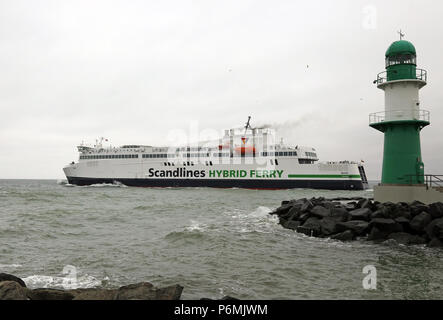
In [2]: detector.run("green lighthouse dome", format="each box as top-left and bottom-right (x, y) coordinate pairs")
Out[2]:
(385, 40), (416, 57)
(384, 39), (418, 81)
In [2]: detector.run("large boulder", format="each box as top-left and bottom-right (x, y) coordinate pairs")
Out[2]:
(367, 227), (390, 242)
(319, 217), (338, 236)
(27, 288), (75, 300)
(429, 202), (443, 219)
(425, 218), (443, 239)
(0, 273), (27, 288)
(331, 230), (354, 241)
(336, 221), (369, 236)
(428, 238), (443, 248)
(370, 208), (389, 220)
(297, 217), (322, 237)
(310, 206), (331, 219)
(392, 209), (412, 220)
(369, 218), (403, 234)
(409, 212), (432, 233)
(155, 284), (184, 300)
(114, 282), (156, 300)
(394, 217), (412, 233)
(71, 288), (117, 300)
(0, 281), (28, 300)
(113, 282), (183, 300)
(281, 219), (301, 231)
(349, 208), (372, 221)
(387, 232), (427, 245)
(298, 212), (311, 223)
(300, 200), (314, 213)
(409, 203), (429, 217)
(329, 207), (349, 222)
(270, 203), (294, 216)
(357, 198), (373, 210)
(285, 206), (302, 221)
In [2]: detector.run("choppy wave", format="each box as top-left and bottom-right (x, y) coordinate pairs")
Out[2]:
(164, 229), (210, 243)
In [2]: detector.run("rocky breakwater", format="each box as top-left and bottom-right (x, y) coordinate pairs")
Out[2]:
(270, 197), (443, 247)
(0, 273), (183, 300)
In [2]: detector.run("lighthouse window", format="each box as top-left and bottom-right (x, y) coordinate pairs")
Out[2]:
(386, 54), (416, 67)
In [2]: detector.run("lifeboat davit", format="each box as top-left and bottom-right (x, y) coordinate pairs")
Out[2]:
(234, 146), (256, 154)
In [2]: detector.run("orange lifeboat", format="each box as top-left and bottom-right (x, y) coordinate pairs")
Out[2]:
(234, 146), (256, 154)
(218, 142), (230, 150)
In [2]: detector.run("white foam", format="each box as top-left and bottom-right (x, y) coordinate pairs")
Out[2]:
(185, 220), (207, 232)
(229, 206), (280, 234)
(87, 181), (127, 188)
(23, 274), (102, 289)
(0, 263), (23, 268)
(248, 206), (273, 218)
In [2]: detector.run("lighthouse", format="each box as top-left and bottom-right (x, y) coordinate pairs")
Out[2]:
(370, 33), (443, 203)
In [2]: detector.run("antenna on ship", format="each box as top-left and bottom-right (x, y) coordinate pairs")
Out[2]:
(244, 116), (252, 135)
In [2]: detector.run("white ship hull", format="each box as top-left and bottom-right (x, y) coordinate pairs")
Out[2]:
(63, 158), (367, 190)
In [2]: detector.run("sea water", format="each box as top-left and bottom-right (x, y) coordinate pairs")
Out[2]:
(1, 179), (442, 299)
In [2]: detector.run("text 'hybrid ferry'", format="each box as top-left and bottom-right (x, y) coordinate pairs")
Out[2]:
(63, 117), (368, 190)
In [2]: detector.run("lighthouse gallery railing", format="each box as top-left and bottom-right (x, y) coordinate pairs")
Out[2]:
(376, 68), (427, 85)
(369, 109), (430, 125)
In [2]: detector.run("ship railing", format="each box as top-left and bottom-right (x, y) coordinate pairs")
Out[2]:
(404, 174), (443, 189)
(375, 68), (427, 85)
(369, 109), (430, 125)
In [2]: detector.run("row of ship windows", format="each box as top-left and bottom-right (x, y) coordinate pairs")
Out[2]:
(80, 154), (138, 160)
(142, 154), (174, 158)
(80, 152), (301, 160)
(164, 159), (281, 166)
(305, 152), (317, 157)
(262, 151), (297, 157)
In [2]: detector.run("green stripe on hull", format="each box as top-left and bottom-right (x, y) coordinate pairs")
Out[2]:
(288, 174), (361, 179)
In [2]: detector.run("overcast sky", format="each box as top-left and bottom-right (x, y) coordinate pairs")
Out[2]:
(1, 0), (442, 179)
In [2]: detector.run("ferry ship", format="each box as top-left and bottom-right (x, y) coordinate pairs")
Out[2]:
(63, 117), (368, 190)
